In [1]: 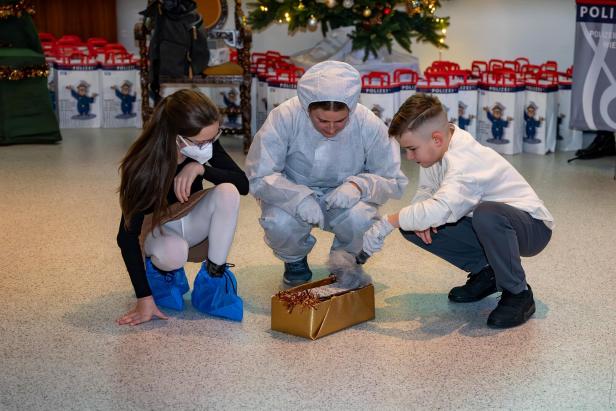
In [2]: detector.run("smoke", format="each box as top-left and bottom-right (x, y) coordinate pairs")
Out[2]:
(327, 250), (372, 289)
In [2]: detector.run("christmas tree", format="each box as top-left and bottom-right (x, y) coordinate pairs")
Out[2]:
(0, 0), (61, 144)
(248, 0), (449, 60)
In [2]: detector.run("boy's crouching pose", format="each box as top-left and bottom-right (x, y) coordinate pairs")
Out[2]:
(363, 94), (554, 328)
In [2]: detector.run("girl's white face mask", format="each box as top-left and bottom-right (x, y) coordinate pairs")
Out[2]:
(177, 135), (214, 164)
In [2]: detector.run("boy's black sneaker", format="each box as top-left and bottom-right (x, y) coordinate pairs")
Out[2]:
(283, 256), (312, 286)
(448, 266), (497, 303)
(487, 285), (535, 328)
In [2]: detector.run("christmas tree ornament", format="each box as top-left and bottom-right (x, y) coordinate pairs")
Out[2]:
(426, 0), (437, 14)
(297, 1), (305, 11)
(342, 0), (354, 8)
(406, 0), (421, 15)
(325, 0), (337, 8)
(363, 7), (372, 17)
(308, 15), (318, 30)
(384, 7), (392, 15)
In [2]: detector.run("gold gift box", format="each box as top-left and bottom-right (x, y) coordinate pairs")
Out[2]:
(271, 276), (375, 340)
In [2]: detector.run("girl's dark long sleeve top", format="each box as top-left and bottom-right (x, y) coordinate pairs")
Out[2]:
(116, 140), (249, 298)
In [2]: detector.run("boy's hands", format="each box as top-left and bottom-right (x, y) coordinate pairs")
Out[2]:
(415, 227), (438, 244)
(362, 216), (395, 256)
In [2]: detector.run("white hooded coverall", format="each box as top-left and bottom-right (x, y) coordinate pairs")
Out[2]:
(245, 61), (408, 262)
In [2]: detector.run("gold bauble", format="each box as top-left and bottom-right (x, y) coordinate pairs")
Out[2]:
(325, 0), (337, 8)
(308, 15), (318, 30)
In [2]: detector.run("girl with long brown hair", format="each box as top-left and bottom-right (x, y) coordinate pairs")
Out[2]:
(116, 89), (248, 326)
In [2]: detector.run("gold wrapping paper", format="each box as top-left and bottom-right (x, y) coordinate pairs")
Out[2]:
(271, 276), (375, 340)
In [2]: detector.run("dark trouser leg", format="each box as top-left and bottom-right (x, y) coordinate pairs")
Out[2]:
(471, 202), (552, 294)
(399, 217), (488, 274)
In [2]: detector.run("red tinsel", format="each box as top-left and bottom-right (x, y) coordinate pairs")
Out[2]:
(276, 289), (321, 314)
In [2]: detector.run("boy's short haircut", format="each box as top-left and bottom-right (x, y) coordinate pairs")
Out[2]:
(388, 93), (445, 137)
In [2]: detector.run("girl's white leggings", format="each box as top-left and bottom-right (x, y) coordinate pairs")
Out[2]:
(144, 183), (240, 270)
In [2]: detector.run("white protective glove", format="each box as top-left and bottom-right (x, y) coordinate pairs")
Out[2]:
(296, 196), (325, 228)
(362, 216), (395, 256)
(324, 182), (361, 210)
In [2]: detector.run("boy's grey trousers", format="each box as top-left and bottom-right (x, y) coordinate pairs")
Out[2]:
(400, 201), (552, 294)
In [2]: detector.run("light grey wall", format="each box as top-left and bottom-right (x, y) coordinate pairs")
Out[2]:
(116, 0), (145, 55)
(116, 0), (577, 71)
(409, 0), (576, 71)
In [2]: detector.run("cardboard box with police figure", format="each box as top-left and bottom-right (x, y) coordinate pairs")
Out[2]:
(55, 56), (102, 129)
(101, 60), (142, 128)
(100, 56), (142, 128)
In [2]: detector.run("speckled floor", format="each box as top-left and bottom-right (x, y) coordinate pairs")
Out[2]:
(1, 128), (615, 410)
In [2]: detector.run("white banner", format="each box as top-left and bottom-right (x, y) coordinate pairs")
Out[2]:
(571, 1), (616, 131)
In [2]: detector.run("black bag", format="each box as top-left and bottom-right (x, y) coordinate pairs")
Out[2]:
(567, 131), (616, 162)
(140, 0), (210, 102)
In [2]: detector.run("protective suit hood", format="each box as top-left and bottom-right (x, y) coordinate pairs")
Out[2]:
(297, 61), (361, 114)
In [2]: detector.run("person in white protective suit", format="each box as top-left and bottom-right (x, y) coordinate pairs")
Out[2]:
(245, 61), (408, 285)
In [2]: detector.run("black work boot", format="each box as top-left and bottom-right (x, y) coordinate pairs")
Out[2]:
(448, 266), (497, 303)
(283, 256), (312, 286)
(487, 285), (535, 328)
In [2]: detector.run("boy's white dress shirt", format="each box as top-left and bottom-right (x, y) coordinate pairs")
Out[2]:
(398, 125), (554, 232)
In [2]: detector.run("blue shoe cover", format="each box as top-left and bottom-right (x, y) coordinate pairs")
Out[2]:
(145, 258), (185, 310)
(191, 263), (243, 321)
(175, 270), (190, 295)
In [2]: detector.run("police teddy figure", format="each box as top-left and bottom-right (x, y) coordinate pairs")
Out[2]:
(483, 102), (513, 144)
(67, 81), (98, 119)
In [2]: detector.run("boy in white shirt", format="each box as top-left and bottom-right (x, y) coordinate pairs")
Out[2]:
(363, 94), (554, 328)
